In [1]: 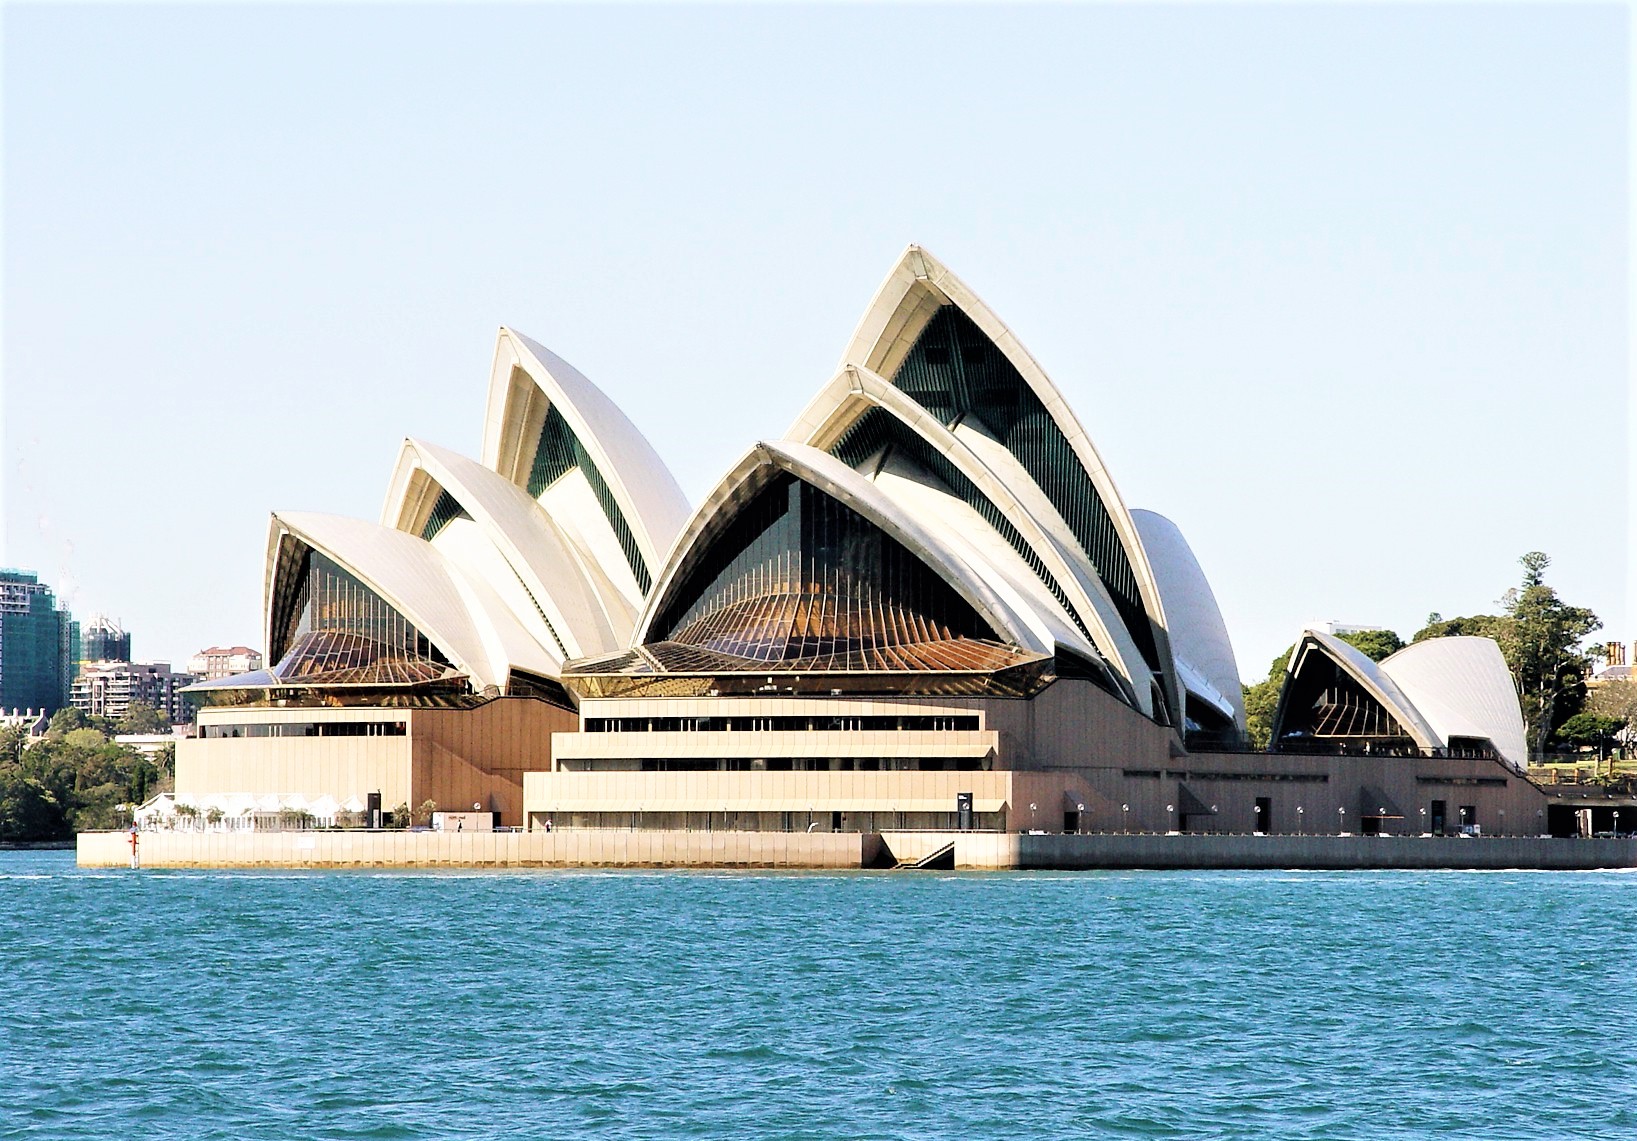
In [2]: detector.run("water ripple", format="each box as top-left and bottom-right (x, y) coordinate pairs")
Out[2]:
(1, 853), (1632, 1139)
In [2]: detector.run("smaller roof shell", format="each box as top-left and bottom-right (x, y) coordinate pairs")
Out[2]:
(1378, 636), (1528, 770)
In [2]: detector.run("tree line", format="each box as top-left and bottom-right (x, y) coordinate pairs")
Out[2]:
(1243, 552), (1606, 757)
(0, 704), (173, 842)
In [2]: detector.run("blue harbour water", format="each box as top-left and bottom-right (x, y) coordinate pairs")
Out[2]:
(1, 851), (1632, 1140)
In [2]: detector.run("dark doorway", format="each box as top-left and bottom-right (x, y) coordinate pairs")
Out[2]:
(1431, 800), (1447, 836)
(1254, 797), (1271, 834)
(1361, 816), (1381, 836)
(831, 811), (844, 832)
(1063, 810), (1080, 834)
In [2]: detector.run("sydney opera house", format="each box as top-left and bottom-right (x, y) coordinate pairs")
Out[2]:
(177, 247), (1549, 843)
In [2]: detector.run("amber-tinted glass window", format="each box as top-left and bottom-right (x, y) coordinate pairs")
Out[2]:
(648, 473), (999, 664)
(269, 548), (452, 685)
(891, 306), (1161, 675)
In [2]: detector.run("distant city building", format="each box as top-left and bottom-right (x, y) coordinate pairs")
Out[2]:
(0, 708), (50, 738)
(81, 615), (132, 663)
(187, 646), (263, 680)
(72, 661), (196, 724)
(1315, 622), (1388, 637)
(1589, 639), (1634, 684)
(0, 569), (77, 715)
(115, 729), (191, 760)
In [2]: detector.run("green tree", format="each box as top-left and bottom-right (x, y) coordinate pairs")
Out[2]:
(1501, 552), (1600, 758)
(114, 701), (169, 736)
(1335, 629), (1404, 662)
(1556, 712), (1626, 760)
(1413, 612), (1504, 643)
(1243, 648), (1293, 750)
(47, 706), (88, 735)
(1586, 680), (1637, 736)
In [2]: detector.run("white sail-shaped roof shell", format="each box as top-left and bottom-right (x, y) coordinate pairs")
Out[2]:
(1274, 629), (1527, 769)
(1131, 510), (1245, 730)
(380, 438), (623, 661)
(1379, 637), (1528, 771)
(798, 244), (1181, 722)
(1277, 630), (1442, 752)
(264, 511), (558, 693)
(635, 440), (1046, 656)
(787, 364), (1152, 712)
(480, 327), (688, 612)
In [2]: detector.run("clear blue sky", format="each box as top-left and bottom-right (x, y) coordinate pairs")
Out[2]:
(3, 3), (1629, 680)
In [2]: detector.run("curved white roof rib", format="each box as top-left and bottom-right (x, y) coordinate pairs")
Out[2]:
(635, 440), (1046, 655)
(810, 244), (1181, 721)
(380, 438), (622, 660)
(264, 512), (558, 693)
(788, 364), (1152, 713)
(1130, 510), (1245, 730)
(1379, 637), (1528, 770)
(1275, 630), (1442, 753)
(478, 326), (690, 602)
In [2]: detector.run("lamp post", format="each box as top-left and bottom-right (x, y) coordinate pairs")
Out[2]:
(1338, 806), (1346, 835)
(1122, 803), (1130, 834)
(1499, 808), (1506, 837)
(1419, 807), (1426, 836)
(1296, 805), (1304, 835)
(1615, 809), (1622, 837)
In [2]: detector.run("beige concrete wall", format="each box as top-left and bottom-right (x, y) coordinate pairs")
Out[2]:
(176, 735), (413, 807)
(78, 829), (879, 869)
(1100, 750), (1552, 837)
(524, 768), (1021, 814)
(979, 677), (1179, 772)
(997, 832), (1637, 870)
(177, 697), (574, 828)
(555, 728), (996, 763)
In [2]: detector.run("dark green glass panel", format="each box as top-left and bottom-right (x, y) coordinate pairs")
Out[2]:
(525, 404), (651, 594)
(889, 305), (1161, 675)
(419, 488), (472, 542)
(830, 406), (1099, 649)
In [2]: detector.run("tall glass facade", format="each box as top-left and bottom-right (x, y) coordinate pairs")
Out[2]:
(830, 406), (1099, 648)
(526, 403), (651, 594)
(0, 570), (75, 714)
(889, 306), (1163, 677)
(269, 548), (453, 686)
(646, 474), (1009, 672)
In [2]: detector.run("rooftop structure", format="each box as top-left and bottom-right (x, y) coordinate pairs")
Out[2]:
(188, 647), (263, 680)
(0, 569), (77, 716)
(173, 246), (1545, 846)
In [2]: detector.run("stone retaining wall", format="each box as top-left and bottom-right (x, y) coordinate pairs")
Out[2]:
(78, 829), (880, 869)
(77, 829), (1637, 872)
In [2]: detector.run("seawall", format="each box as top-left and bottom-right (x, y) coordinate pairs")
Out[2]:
(78, 829), (881, 869)
(78, 830), (1637, 871)
(948, 832), (1637, 871)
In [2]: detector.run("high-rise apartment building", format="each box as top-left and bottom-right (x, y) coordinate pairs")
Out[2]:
(81, 616), (132, 663)
(187, 646), (263, 680)
(0, 569), (77, 715)
(72, 661), (196, 725)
